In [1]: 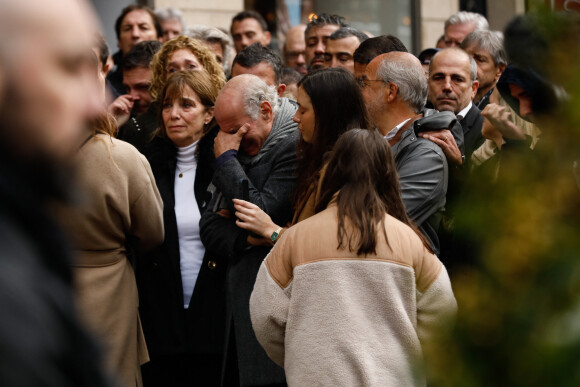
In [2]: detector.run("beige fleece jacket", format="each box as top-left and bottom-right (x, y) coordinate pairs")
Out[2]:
(250, 204), (457, 386)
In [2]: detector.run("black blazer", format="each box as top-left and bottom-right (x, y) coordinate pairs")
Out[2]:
(199, 119), (299, 386)
(460, 104), (485, 161)
(137, 126), (226, 362)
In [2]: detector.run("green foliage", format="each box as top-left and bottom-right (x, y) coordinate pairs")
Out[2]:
(425, 7), (580, 386)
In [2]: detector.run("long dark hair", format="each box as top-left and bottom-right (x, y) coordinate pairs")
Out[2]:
(315, 129), (433, 255)
(294, 67), (370, 209)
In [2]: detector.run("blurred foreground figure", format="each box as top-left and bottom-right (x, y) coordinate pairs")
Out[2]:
(424, 11), (580, 386)
(0, 0), (115, 385)
(251, 129), (457, 386)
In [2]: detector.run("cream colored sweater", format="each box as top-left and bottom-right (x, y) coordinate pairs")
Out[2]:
(250, 204), (457, 386)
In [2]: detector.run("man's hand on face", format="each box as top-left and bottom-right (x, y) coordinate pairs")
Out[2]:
(107, 94), (134, 127)
(214, 122), (250, 158)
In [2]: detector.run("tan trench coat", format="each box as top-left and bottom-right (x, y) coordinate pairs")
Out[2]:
(61, 134), (164, 387)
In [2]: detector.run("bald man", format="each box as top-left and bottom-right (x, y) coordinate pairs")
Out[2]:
(283, 24), (307, 75)
(361, 52), (449, 254)
(0, 0), (113, 385)
(200, 74), (298, 385)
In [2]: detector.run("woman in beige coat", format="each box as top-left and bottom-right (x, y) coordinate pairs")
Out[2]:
(61, 113), (164, 386)
(59, 44), (164, 387)
(250, 129), (457, 386)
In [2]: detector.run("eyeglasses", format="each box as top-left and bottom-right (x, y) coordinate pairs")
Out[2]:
(357, 77), (388, 89)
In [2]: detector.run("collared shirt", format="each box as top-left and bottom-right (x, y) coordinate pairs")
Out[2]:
(456, 101), (472, 121)
(384, 118), (411, 142)
(475, 87), (494, 110)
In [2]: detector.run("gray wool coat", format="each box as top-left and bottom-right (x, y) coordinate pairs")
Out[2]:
(200, 97), (299, 386)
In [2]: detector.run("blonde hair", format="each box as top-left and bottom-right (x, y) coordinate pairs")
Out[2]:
(150, 35), (226, 101)
(90, 112), (117, 137)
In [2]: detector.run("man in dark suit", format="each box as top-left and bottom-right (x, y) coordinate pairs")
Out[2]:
(200, 74), (298, 386)
(427, 47), (484, 161)
(422, 48), (485, 272)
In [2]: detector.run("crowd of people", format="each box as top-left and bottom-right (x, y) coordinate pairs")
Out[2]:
(1, 0), (579, 386)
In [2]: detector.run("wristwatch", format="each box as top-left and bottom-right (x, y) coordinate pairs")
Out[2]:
(270, 227), (283, 243)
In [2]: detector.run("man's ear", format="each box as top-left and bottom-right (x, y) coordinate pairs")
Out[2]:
(259, 100), (273, 122)
(386, 82), (399, 103)
(276, 84), (286, 98)
(471, 80), (479, 99)
(263, 31), (272, 46)
(102, 61), (111, 77)
(496, 63), (507, 81)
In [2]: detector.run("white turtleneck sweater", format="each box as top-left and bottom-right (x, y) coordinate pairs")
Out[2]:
(174, 141), (205, 308)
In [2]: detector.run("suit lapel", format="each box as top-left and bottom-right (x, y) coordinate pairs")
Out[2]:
(159, 158), (186, 302)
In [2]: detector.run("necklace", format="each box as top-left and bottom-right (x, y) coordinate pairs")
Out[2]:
(177, 165), (195, 178)
(131, 117), (141, 132)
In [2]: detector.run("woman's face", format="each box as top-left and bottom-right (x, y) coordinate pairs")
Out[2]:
(166, 49), (203, 78)
(162, 85), (214, 147)
(293, 86), (315, 143)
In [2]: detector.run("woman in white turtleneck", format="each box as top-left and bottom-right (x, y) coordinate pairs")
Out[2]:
(168, 87), (211, 309)
(138, 70), (227, 386)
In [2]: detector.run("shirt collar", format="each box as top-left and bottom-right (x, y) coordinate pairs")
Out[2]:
(456, 101), (473, 121)
(384, 118), (411, 142)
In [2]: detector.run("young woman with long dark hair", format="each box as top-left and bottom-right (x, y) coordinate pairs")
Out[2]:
(250, 129), (457, 386)
(233, 67), (370, 242)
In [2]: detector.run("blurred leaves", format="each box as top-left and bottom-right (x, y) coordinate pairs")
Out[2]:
(424, 5), (580, 386)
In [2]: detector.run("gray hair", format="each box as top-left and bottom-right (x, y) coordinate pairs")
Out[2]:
(329, 27), (369, 43)
(445, 11), (489, 31)
(377, 57), (427, 113)
(468, 53), (478, 83)
(188, 25), (235, 75)
(155, 7), (185, 29)
(242, 76), (279, 120)
(460, 30), (508, 67)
